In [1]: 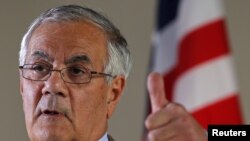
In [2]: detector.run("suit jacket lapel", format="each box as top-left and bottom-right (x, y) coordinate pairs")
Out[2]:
(107, 134), (115, 141)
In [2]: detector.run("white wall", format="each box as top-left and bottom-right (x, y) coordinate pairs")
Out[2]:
(0, 0), (249, 141)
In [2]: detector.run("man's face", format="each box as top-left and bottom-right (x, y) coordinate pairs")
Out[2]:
(20, 21), (124, 141)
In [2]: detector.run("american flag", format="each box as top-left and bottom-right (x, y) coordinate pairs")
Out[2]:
(145, 0), (242, 137)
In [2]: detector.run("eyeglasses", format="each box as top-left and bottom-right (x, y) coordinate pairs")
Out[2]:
(19, 63), (114, 84)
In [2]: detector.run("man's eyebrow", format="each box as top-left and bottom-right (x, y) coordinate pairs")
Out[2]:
(65, 55), (91, 64)
(31, 50), (52, 61)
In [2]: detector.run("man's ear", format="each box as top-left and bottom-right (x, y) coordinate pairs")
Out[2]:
(106, 75), (126, 119)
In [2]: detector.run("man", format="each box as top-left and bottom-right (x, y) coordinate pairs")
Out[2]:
(18, 5), (207, 141)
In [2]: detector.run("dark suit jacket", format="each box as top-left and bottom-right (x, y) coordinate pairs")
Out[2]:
(108, 134), (115, 141)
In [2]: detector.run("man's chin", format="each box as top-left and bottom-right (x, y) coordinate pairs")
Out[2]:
(30, 119), (74, 141)
(30, 128), (74, 141)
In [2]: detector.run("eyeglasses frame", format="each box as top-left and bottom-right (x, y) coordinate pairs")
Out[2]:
(19, 64), (115, 84)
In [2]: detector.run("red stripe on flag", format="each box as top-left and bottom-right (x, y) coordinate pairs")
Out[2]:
(192, 94), (243, 129)
(164, 19), (230, 100)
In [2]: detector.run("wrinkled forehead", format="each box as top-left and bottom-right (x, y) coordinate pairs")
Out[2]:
(25, 21), (108, 70)
(28, 20), (108, 47)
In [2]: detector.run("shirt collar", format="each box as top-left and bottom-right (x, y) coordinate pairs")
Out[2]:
(98, 132), (108, 141)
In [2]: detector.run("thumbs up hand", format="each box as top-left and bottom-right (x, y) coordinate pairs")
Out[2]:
(145, 72), (207, 141)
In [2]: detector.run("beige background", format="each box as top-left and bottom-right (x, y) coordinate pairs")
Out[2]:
(0, 0), (249, 140)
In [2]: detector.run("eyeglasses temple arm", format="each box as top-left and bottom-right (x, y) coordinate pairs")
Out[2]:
(90, 71), (114, 78)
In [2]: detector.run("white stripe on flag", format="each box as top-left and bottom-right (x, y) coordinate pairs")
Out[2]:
(177, 0), (225, 42)
(173, 55), (238, 112)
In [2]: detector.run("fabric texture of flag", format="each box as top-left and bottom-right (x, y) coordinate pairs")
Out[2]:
(147, 0), (243, 132)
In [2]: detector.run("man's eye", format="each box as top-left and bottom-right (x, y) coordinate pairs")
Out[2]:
(32, 64), (49, 73)
(68, 67), (86, 76)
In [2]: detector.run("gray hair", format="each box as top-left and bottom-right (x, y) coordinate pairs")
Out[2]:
(19, 5), (132, 83)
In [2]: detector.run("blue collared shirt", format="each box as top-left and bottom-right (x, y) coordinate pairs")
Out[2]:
(99, 132), (108, 141)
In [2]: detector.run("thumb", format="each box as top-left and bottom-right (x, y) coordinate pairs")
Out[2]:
(147, 72), (169, 113)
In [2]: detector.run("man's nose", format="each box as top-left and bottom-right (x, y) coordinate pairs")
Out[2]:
(42, 70), (68, 97)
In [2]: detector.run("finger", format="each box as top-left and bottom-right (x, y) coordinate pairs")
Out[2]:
(145, 109), (171, 130)
(147, 121), (177, 141)
(145, 102), (188, 130)
(147, 113), (208, 141)
(147, 72), (169, 113)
